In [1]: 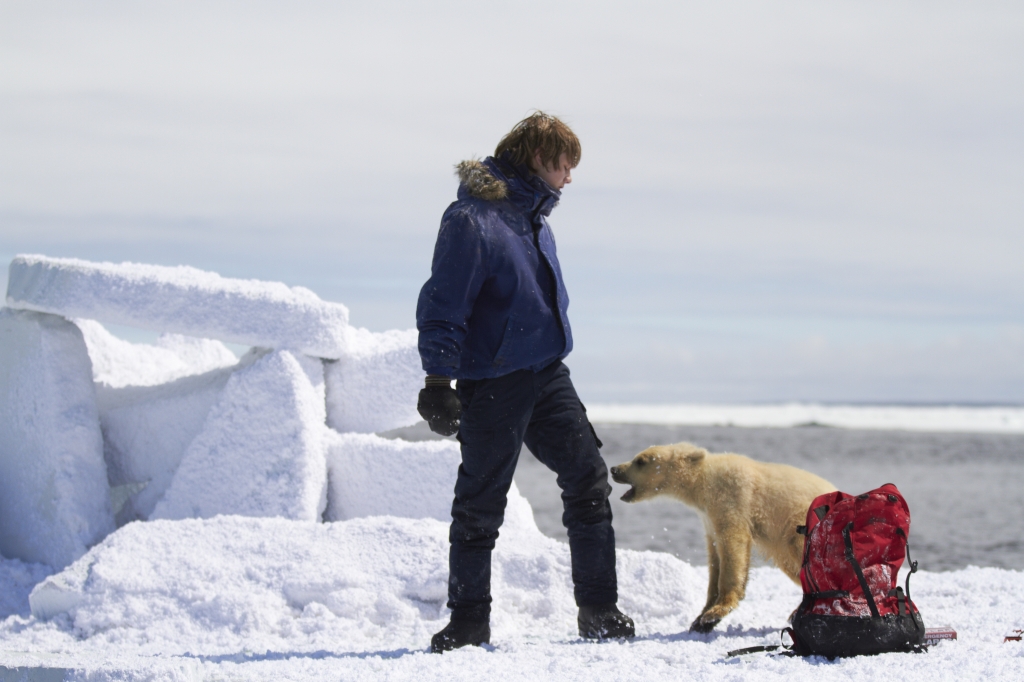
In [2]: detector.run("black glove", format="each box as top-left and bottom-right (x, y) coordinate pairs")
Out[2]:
(418, 375), (461, 436)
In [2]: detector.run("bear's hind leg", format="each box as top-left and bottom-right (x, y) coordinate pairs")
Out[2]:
(770, 531), (804, 584)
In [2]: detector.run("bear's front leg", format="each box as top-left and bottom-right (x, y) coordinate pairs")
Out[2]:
(690, 525), (752, 633)
(699, 532), (720, 616)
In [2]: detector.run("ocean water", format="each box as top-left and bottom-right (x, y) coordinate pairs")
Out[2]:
(388, 422), (1024, 572)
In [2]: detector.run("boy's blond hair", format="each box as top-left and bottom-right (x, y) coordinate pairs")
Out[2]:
(495, 112), (581, 170)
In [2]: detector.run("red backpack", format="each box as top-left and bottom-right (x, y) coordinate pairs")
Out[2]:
(789, 483), (926, 657)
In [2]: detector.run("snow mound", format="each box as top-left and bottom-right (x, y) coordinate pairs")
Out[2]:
(8, 515), (1023, 682)
(0, 309), (114, 568)
(23, 515), (701, 653)
(6, 255), (350, 359)
(325, 327), (422, 433)
(152, 350), (328, 522)
(26, 516), (454, 651)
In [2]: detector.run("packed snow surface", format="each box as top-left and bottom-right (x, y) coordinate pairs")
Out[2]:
(2, 516), (1022, 681)
(588, 402), (1024, 433)
(5, 255), (350, 358)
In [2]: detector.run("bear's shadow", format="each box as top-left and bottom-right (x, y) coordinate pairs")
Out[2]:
(645, 623), (781, 644)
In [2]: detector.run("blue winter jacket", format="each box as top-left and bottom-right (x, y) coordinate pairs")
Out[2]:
(416, 155), (573, 380)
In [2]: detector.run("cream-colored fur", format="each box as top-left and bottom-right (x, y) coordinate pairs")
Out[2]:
(455, 159), (508, 201)
(610, 442), (836, 632)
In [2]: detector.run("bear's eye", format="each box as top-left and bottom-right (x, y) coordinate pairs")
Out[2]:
(635, 459), (646, 468)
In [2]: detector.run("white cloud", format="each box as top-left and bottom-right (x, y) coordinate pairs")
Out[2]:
(2, 0), (1022, 401)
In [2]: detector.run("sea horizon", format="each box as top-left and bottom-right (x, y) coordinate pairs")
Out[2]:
(586, 402), (1024, 433)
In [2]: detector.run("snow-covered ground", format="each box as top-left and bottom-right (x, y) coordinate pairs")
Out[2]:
(2, 256), (1022, 680)
(1, 516), (1022, 681)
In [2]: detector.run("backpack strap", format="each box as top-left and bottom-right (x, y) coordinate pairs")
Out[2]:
(796, 589), (850, 615)
(900, 529), (924, 631)
(726, 629), (797, 658)
(842, 521), (880, 619)
(888, 587), (907, 616)
(900, 528), (919, 593)
(725, 645), (779, 657)
(807, 590), (850, 599)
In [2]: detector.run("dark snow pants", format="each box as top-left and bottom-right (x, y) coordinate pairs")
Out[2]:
(447, 360), (617, 621)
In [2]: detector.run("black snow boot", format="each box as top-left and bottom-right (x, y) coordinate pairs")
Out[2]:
(578, 603), (635, 640)
(430, 618), (490, 653)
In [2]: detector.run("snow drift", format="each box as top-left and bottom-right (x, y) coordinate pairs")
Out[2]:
(6, 516), (1024, 682)
(23, 515), (685, 650)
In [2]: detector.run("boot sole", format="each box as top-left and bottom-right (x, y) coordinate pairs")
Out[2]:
(579, 625), (635, 640)
(430, 638), (489, 653)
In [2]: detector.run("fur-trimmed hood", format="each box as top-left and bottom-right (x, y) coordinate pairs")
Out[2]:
(454, 155), (561, 218)
(455, 159), (508, 201)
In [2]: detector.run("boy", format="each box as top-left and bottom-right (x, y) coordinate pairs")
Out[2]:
(416, 112), (634, 652)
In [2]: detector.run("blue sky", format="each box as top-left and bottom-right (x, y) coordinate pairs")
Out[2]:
(2, 1), (1022, 402)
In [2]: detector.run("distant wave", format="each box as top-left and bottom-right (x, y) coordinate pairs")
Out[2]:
(586, 403), (1024, 433)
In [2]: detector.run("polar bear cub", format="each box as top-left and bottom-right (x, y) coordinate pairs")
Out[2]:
(610, 442), (836, 633)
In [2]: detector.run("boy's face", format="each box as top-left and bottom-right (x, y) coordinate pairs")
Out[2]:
(531, 151), (574, 190)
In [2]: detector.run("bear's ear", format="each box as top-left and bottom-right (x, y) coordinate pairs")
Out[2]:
(683, 448), (707, 464)
(670, 443), (707, 463)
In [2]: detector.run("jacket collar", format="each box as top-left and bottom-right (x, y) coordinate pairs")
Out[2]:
(456, 155), (560, 220)
(490, 154), (561, 219)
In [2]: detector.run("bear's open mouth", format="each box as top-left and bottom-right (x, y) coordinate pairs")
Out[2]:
(620, 487), (636, 502)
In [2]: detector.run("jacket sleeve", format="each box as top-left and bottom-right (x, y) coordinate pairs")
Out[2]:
(416, 206), (488, 376)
